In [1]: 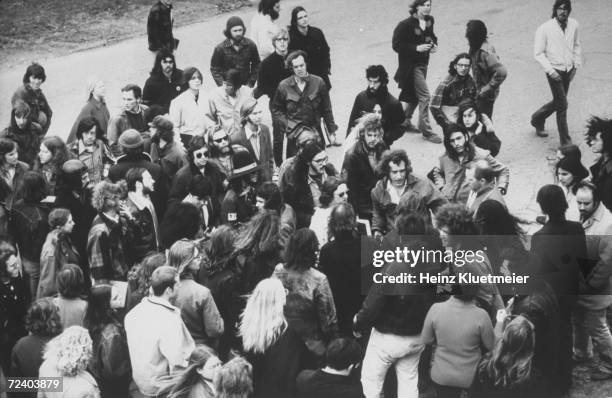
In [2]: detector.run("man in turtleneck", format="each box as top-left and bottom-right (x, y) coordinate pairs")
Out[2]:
(346, 65), (405, 147)
(107, 84), (149, 157)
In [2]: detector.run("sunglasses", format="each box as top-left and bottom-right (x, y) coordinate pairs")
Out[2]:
(213, 136), (229, 143)
(193, 150), (209, 159)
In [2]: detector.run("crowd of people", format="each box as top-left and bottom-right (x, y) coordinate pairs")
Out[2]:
(1, 0), (611, 397)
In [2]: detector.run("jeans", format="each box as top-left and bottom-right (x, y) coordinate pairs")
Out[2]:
(403, 65), (434, 136)
(22, 258), (39, 301)
(361, 328), (424, 398)
(573, 304), (612, 373)
(531, 68), (574, 145)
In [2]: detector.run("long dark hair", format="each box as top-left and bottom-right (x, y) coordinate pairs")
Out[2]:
(443, 124), (475, 161)
(289, 6), (307, 34)
(0, 138), (18, 169)
(232, 211), (281, 262)
(284, 228), (319, 271)
(161, 345), (218, 398)
(466, 19), (488, 54)
(475, 200), (525, 236)
(84, 285), (119, 339)
(151, 50), (176, 77)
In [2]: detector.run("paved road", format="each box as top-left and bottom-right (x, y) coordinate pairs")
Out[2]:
(1, 0), (612, 221)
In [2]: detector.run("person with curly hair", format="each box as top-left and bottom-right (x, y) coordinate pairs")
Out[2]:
(126, 252), (166, 311)
(38, 325), (99, 397)
(586, 116), (612, 211)
(84, 285), (131, 398)
(273, 228), (338, 358)
(87, 180), (130, 283)
(9, 298), (62, 397)
(169, 239), (224, 346)
(214, 356), (253, 398)
(370, 149), (447, 238)
(240, 278), (306, 398)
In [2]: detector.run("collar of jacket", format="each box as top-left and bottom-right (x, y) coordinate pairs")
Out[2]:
(583, 203), (608, 229)
(145, 295), (177, 311)
(115, 152), (152, 163)
(224, 38), (248, 50)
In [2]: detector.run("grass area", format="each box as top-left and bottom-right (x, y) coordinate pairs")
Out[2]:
(0, 0), (252, 68)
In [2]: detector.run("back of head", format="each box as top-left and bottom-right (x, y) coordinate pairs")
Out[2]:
(223, 69), (243, 89)
(150, 265), (178, 296)
(84, 284), (113, 334)
(256, 182), (282, 211)
(319, 176), (344, 208)
(214, 356), (253, 398)
(25, 298), (62, 337)
(466, 19), (488, 52)
(328, 202), (357, 239)
(325, 338), (363, 371)
(57, 264), (84, 299)
(436, 203), (479, 235)
(473, 160), (496, 183)
(284, 228), (319, 270)
(19, 171), (48, 204)
(536, 184), (568, 219)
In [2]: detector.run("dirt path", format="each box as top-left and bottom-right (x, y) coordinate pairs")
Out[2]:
(1, 0), (612, 395)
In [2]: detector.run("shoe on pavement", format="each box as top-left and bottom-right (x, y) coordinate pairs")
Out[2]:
(423, 133), (442, 144)
(531, 119), (548, 137)
(591, 369), (612, 381)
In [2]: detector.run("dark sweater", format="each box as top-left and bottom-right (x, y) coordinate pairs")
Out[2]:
(296, 369), (364, 398)
(254, 52), (291, 100)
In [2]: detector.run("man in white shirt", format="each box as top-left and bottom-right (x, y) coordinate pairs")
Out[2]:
(206, 69), (253, 135)
(125, 266), (195, 396)
(531, 0), (581, 145)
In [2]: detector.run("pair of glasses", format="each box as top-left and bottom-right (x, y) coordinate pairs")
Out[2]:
(214, 136), (229, 143)
(313, 157), (328, 164)
(194, 151), (209, 159)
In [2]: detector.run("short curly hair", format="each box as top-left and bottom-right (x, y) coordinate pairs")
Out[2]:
(25, 298), (62, 336)
(435, 203), (479, 235)
(377, 149), (412, 177)
(355, 113), (383, 142)
(91, 180), (127, 212)
(43, 326), (92, 377)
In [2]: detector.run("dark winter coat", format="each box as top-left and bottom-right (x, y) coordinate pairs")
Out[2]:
(147, 1), (175, 51)
(342, 141), (386, 219)
(0, 113), (44, 167)
(392, 15), (437, 88)
(288, 26), (332, 88)
(210, 38), (260, 87)
(11, 84), (53, 134)
(142, 69), (185, 113)
(346, 87), (405, 145)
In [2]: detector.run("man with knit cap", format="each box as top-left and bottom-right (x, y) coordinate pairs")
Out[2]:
(230, 98), (274, 182)
(109, 129), (168, 218)
(210, 16), (260, 88)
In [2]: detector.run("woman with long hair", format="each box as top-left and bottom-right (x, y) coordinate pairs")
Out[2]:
(68, 77), (110, 144)
(197, 226), (240, 360)
(10, 298), (62, 398)
(10, 171), (49, 298)
(240, 278), (305, 398)
(308, 176), (349, 247)
(34, 135), (72, 195)
(475, 200), (530, 277)
(555, 156), (588, 222)
(0, 138), (30, 207)
(273, 228), (338, 358)
(255, 182), (296, 247)
(37, 208), (80, 299)
(68, 116), (114, 186)
(83, 285), (131, 398)
(38, 326), (100, 397)
(288, 6), (331, 89)
(456, 100), (501, 156)
(160, 345), (221, 398)
(0, 234), (28, 375)
(231, 210), (282, 293)
(471, 315), (546, 398)
(169, 239), (224, 346)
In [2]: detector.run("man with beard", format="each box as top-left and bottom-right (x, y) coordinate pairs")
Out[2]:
(587, 116), (612, 211)
(465, 20), (507, 119)
(205, 69), (253, 135)
(211, 16), (260, 88)
(272, 50), (339, 157)
(432, 123), (509, 204)
(430, 53), (478, 130)
(251, 0), (281, 60)
(124, 168), (161, 265)
(142, 50), (184, 113)
(256, 28), (292, 167)
(370, 149), (447, 238)
(107, 84), (149, 156)
(207, 126), (246, 179)
(531, 0), (581, 145)
(573, 181), (612, 380)
(346, 65), (405, 147)
(342, 114), (387, 222)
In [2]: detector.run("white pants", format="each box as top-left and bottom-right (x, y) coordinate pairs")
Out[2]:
(361, 328), (424, 398)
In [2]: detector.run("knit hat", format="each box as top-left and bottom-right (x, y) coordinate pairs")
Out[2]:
(240, 98), (258, 125)
(229, 146), (259, 180)
(226, 16), (245, 33)
(118, 129), (144, 149)
(149, 115), (174, 132)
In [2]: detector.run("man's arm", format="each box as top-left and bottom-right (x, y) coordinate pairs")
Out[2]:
(202, 289), (225, 338)
(479, 50), (507, 97)
(534, 24), (555, 74)
(318, 83), (337, 134)
(370, 187), (386, 235)
(346, 95), (361, 136)
(572, 21), (582, 69)
(485, 153), (510, 193)
(430, 77), (450, 129)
